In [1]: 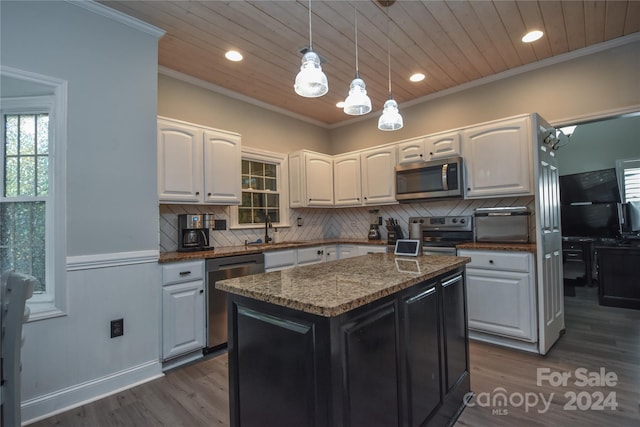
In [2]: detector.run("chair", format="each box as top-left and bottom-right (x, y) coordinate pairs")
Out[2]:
(1, 271), (37, 427)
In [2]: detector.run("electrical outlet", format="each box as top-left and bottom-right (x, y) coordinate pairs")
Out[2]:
(214, 219), (226, 230)
(111, 318), (124, 338)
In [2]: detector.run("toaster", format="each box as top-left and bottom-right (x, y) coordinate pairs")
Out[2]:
(474, 207), (530, 243)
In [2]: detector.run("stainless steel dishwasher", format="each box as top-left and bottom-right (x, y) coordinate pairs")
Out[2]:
(205, 253), (264, 353)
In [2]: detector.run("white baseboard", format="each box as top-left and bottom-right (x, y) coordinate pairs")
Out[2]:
(21, 360), (163, 425)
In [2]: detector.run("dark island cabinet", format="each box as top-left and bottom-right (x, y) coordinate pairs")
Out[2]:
(597, 246), (640, 310)
(227, 268), (469, 427)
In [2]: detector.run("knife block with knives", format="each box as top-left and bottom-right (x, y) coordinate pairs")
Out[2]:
(385, 218), (404, 245)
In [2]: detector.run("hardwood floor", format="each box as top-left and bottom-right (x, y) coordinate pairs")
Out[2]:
(30, 287), (640, 427)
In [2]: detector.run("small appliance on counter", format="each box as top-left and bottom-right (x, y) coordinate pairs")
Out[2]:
(474, 206), (530, 243)
(368, 210), (382, 241)
(385, 217), (404, 245)
(177, 213), (213, 251)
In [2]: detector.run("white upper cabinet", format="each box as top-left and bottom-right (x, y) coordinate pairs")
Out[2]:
(397, 131), (461, 164)
(333, 153), (362, 206)
(158, 117), (241, 204)
(461, 115), (533, 199)
(361, 146), (398, 205)
(289, 150), (334, 207)
(158, 118), (203, 203)
(203, 129), (241, 204)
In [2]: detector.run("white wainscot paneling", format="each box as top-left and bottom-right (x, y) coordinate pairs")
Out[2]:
(20, 252), (163, 424)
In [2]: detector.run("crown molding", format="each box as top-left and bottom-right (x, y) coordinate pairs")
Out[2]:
(163, 33), (639, 131)
(67, 0), (165, 38)
(158, 66), (328, 128)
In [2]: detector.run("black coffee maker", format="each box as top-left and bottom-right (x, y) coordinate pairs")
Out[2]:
(178, 214), (212, 251)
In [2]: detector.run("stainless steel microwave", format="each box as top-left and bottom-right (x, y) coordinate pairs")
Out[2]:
(395, 157), (463, 202)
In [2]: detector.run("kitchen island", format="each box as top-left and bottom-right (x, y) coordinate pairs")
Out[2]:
(217, 253), (471, 427)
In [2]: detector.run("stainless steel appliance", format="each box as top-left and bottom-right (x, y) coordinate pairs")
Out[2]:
(178, 214), (213, 252)
(395, 157), (463, 202)
(409, 215), (473, 256)
(205, 253), (264, 353)
(474, 207), (530, 243)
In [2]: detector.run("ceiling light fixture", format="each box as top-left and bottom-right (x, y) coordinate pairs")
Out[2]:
(410, 73), (425, 82)
(559, 125), (577, 137)
(378, 5), (403, 131)
(522, 30), (543, 43)
(225, 50), (243, 62)
(343, 3), (371, 115)
(294, 0), (328, 98)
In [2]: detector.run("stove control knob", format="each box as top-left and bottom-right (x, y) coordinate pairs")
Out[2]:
(460, 218), (466, 224)
(452, 218), (458, 223)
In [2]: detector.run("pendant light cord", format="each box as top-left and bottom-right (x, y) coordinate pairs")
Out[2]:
(386, 8), (392, 95)
(354, 4), (359, 76)
(308, 0), (313, 50)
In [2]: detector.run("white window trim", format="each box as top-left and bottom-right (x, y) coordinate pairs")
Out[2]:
(616, 158), (640, 203)
(1, 65), (68, 320)
(230, 147), (290, 230)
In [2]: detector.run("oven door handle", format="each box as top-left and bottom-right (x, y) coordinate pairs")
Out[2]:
(441, 164), (448, 190)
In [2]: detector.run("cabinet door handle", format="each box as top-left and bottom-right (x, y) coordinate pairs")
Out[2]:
(179, 271), (192, 276)
(442, 274), (462, 287)
(407, 286), (436, 303)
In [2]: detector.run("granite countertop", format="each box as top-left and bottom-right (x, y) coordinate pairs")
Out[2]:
(158, 239), (388, 263)
(216, 253), (470, 317)
(456, 241), (537, 253)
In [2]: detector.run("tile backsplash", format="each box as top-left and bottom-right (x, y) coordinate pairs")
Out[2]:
(159, 196), (535, 252)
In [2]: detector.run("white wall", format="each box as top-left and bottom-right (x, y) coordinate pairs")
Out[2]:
(556, 115), (640, 175)
(1, 1), (162, 422)
(329, 39), (640, 155)
(158, 73), (331, 154)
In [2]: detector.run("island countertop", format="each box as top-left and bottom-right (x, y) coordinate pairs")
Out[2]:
(216, 253), (470, 317)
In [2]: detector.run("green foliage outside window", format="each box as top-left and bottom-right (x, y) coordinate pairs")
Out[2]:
(2, 113), (49, 292)
(239, 160), (280, 224)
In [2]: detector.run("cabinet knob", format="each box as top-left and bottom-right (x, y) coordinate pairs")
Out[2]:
(199, 289), (204, 294)
(419, 153), (423, 157)
(208, 192), (212, 196)
(357, 197), (360, 201)
(489, 260), (494, 264)
(195, 191), (200, 195)
(364, 197), (367, 200)
(429, 152), (433, 156)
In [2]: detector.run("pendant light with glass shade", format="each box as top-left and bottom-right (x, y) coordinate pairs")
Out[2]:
(294, 0), (328, 98)
(343, 4), (371, 115)
(378, 6), (403, 131)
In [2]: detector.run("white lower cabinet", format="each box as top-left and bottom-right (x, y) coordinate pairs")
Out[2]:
(458, 249), (536, 343)
(161, 261), (205, 361)
(357, 245), (387, 255)
(264, 249), (297, 272)
(265, 244), (384, 271)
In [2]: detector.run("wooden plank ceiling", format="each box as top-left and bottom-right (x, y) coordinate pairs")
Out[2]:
(99, 1), (640, 126)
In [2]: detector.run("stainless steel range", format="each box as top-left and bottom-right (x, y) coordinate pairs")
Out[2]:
(408, 215), (473, 256)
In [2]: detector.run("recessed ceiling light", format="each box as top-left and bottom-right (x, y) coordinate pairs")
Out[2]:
(225, 50), (243, 61)
(336, 101), (345, 109)
(410, 73), (425, 82)
(522, 30), (543, 43)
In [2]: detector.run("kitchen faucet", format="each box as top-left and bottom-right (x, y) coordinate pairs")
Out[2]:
(264, 213), (272, 244)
